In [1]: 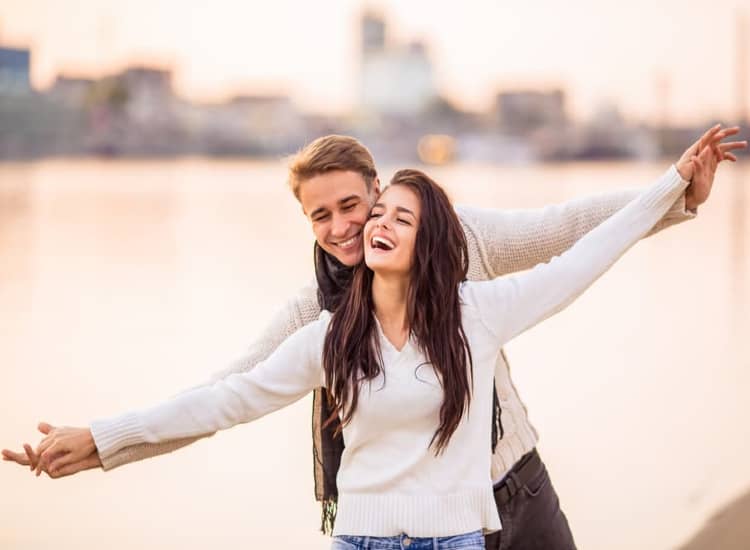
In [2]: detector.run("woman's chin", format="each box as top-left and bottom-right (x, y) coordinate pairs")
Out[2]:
(366, 257), (408, 278)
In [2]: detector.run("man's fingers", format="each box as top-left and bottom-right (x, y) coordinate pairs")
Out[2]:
(23, 444), (39, 470)
(48, 462), (77, 478)
(47, 452), (77, 475)
(1, 449), (31, 466)
(48, 454), (98, 478)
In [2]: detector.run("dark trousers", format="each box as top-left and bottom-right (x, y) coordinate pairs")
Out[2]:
(484, 449), (577, 550)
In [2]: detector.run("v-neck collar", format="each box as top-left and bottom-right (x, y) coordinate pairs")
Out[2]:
(373, 314), (412, 356)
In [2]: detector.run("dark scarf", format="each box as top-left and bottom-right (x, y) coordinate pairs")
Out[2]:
(311, 242), (503, 534)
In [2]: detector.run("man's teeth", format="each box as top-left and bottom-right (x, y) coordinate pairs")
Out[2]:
(337, 235), (359, 249)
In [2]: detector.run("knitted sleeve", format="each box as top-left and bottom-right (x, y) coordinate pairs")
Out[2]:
(463, 166), (689, 345)
(90, 315), (329, 459)
(98, 282), (323, 471)
(456, 182), (694, 279)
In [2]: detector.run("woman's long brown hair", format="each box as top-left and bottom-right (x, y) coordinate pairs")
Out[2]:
(322, 169), (472, 454)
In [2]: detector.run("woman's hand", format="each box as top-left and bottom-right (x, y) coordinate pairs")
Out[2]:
(2, 422), (102, 478)
(33, 422), (99, 477)
(675, 124), (747, 211)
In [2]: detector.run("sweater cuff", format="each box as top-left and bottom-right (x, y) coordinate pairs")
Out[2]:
(639, 165), (689, 210)
(90, 412), (146, 459)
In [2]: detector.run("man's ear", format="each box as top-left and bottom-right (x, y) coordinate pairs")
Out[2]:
(373, 177), (381, 196)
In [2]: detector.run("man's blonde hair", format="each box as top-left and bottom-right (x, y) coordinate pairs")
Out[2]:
(288, 135), (378, 200)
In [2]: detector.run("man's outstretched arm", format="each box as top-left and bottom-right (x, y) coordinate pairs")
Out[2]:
(458, 185), (693, 279)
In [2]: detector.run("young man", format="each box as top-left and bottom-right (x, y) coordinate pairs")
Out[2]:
(5, 128), (745, 549)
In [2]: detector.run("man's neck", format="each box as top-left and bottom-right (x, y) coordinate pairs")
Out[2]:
(372, 273), (410, 351)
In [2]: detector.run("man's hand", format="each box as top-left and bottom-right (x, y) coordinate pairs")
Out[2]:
(675, 124), (747, 211)
(2, 422), (102, 478)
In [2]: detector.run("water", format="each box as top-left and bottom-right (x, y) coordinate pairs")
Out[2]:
(0, 158), (747, 550)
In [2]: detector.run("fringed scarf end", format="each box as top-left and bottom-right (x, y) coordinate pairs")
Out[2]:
(491, 385), (504, 453)
(320, 497), (338, 536)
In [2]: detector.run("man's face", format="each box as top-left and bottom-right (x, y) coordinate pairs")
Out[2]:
(298, 170), (379, 266)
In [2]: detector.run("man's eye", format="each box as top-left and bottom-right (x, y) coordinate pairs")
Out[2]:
(313, 214), (330, 222)
(342, 204), (355, 212)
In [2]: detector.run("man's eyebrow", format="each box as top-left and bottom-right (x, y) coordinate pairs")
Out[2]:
(310, 195), (361, 219)
(339, 195), (360, 205)
(310, 206), (329, 219)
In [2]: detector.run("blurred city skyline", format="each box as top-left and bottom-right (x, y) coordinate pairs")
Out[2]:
(1, 0), (748, 124)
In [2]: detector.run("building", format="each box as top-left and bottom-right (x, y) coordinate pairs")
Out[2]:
(117, 67), (173, 121)
(0, 46), (31, 95)
(359, 13), (437, 115)
(48, 75), (95, 106)
(361, 12), (386, 54)
(495, 89), (567, 134)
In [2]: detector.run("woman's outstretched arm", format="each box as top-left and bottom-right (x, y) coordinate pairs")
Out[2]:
(464, 126), (745, 347)
(28, 313), (330, 476)
(458, 126), (743, 279)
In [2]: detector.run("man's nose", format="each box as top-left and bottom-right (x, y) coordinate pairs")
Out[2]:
(330, 214), (349, 237)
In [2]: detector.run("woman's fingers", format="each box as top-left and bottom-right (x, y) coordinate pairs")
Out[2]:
(719, 140), (748, 152)
(698, 124), (723, 151)
(724, 152), (738, 162)
(46, 443), (92, 474)
(34, 435), (55, 462)
(35, 440), (65, 476)
(37, 422), (55, 435)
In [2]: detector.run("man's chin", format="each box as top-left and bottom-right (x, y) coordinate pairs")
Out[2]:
(337, 252), (364, 267)
(326, 246), (364, 267)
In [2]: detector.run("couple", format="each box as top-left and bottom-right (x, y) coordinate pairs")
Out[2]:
(3, 126), (745, 550)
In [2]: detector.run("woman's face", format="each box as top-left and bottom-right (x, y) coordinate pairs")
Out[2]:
(363, 184), (421, 277)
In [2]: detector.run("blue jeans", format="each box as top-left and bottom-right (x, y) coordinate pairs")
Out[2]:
(331, 530), (484, 550)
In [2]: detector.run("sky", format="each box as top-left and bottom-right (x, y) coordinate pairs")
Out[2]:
(0, 0), (748, 124)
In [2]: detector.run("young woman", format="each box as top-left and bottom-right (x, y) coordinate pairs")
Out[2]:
(7, 128), (744, 549)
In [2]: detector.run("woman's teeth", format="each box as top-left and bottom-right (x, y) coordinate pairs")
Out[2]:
(371, 236), (395, 250)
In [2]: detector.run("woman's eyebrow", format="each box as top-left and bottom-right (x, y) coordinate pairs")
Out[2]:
(396, 206), (416, 218)
(371, 203), (415, 218)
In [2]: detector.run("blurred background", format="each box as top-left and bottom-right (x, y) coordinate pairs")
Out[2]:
(0, 1), (748, 549)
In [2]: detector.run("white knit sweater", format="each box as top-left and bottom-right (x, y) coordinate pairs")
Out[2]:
(91, 167), (688, 537)
(96, 168), (694, 486)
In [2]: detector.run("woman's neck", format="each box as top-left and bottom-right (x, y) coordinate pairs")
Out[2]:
(371, 273), (410, 351)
